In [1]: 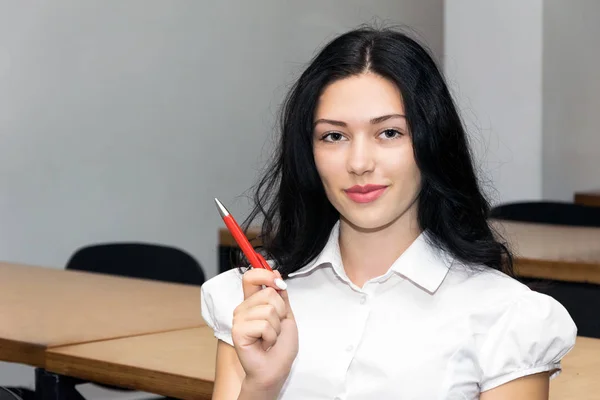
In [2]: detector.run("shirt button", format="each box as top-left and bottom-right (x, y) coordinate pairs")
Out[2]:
(346, 345), (354, 352)
(360, 295), (367, 304)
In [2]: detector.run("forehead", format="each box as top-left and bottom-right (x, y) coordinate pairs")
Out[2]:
(314, 73), (405, 121)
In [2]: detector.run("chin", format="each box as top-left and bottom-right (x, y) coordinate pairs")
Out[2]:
(340, 210), (398, 232)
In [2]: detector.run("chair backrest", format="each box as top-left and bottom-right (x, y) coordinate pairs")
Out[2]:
(65, 243), (205, 286)
(489, 201), (600, 227)
(0, 388), (24, 400)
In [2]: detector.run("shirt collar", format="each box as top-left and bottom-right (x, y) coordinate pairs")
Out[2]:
(288, 220), (452, 293)
(388, 232), (453, 293)
(288, 220), (344, 278)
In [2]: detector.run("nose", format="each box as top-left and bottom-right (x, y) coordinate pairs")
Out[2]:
(347, 136), (375, 176)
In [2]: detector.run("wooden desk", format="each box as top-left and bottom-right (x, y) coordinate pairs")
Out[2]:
(0, 262), (204, 368)
(492, 220), (600, 284)
(550, 336), (600, 400)
(46, 327), (216, 400)
(45, 327), (599, 400)
(575, 190), (600, 207)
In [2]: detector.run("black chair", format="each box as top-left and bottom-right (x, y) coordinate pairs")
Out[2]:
(489, 200), (600, 227)
(0, 387), (29, 400)
(65, 242), (205, 286)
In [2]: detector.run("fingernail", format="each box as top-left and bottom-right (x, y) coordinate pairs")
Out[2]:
(274, 278), (287, 290)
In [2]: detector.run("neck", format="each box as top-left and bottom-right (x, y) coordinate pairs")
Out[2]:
(338, 209), (421, 288)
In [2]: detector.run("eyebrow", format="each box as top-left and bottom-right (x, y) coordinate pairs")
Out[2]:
(313, 114), (406, 128)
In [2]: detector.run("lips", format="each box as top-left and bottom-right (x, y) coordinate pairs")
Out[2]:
(344, 184), (388, 204)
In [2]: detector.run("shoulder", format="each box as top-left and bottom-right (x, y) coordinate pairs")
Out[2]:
(202, 267), (245, 295)
(200, 268), (245, 346)
(444, 264), (545, 310)
(446, 265), (576, 338)
(445, 266), (577, 391)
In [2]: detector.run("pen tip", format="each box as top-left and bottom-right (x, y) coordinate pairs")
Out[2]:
(214, 198), (229, 218)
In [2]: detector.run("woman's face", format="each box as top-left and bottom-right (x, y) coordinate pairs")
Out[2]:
(313, 73), (421, 231)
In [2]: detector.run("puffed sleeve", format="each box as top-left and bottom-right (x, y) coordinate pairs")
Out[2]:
(200, 268), (245, 346)
(478, 291), (577, 392)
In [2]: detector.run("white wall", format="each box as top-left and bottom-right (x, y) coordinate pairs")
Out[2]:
(444, 0), (544, 204)
(0, 0), (443, 388)
(542, 0), (600, 200)
(445, 0), (600, 204)
(0, 0), (443, 277)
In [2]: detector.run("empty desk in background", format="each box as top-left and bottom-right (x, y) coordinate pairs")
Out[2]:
(0, 262), (205, 396)
(45, 327), (215, 400)
(491, 220), (600, 284)
(575, 190), (600, 207)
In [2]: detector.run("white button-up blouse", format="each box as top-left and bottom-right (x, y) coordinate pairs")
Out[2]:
(201, 221), (577, 399)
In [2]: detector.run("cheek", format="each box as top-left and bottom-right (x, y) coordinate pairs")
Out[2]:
(313, 149), (341, 187)
(386, 150), (421, 188)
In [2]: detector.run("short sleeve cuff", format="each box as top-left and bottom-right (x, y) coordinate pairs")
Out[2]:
(480, 362), (562, 392)
(214, 330), (234, 346)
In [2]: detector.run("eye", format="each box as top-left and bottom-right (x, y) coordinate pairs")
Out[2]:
(321, 132), (347, 142)
(379, 129), (403, 140)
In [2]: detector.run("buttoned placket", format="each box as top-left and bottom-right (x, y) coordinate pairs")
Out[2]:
(332, 274), (395, 400)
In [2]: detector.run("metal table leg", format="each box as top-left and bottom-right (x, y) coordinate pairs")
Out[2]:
(34, 369), (84, 400)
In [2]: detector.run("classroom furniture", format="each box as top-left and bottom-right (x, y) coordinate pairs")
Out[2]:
(64, 242), (204, 396)
(0, 262), (204, 367)
(44, 327), (215, 400)
(2, 261), (598, 399)
(548, 336), (600, 400)
(491, 220), (600, 284)
(66, 242), (205, 286)
(0, 387), (26, 400)
(40, 327), (600, 400)
(490, 201), (600, 227)
(0, 262), (205, 399)
(575, 190), (600, 208)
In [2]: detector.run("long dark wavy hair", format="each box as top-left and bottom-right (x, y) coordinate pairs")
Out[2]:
(235, 26), (514, 279)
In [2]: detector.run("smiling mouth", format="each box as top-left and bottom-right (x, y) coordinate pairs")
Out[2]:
(344, 186), (388, 204)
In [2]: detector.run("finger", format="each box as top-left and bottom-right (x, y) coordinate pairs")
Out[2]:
(277, 286), (295, 321)
(262, 337), (274, 352)
(241, 268), (285, 300)
(232, 320), (277, 350)
(237, 304), (282, 336)
(273, 269), (288, 291)
(235, 287), (286, 320)
(256, 252), (273, 272)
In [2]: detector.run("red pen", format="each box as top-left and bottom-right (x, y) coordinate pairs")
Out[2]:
(214, 198), (273, 271)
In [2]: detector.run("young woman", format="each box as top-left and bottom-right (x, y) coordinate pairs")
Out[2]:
(201, 27), (576, 399)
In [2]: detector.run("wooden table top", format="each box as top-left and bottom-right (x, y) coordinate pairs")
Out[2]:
(491, 220), (600, 284)
(46, 327), (216, 400)
(549, 336), (600, 400)
(45, 327), (599, 400)
(0, 262), (204, 367)
(220, 222), (600, 284)
(574, 190), (600, 207)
